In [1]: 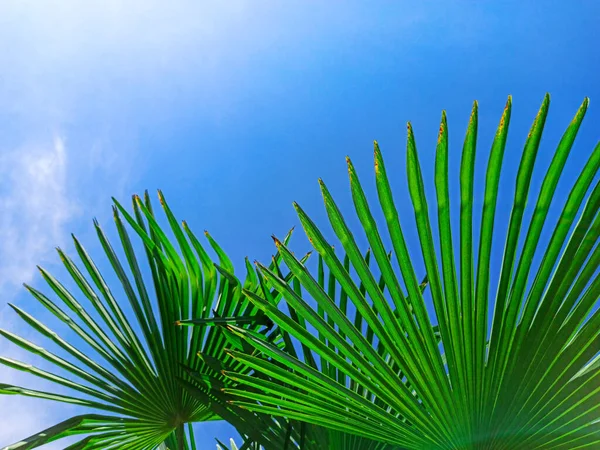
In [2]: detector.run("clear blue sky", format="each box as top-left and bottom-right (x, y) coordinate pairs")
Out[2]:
(1, 1), (599, 448)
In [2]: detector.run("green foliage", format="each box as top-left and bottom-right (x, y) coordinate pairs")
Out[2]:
(0, 192), (295, 449)
(189, 251), (401, 450)
(225, 95), (600, 449)
(2, 94), (599, 450)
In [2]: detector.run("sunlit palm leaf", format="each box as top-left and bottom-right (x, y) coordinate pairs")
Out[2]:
(0, 191), (294, 449)
(226, 95), (600, 449)
(184, 250), (402, 449)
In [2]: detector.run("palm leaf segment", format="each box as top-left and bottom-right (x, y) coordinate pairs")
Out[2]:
(184, 251), (401, 450)
(0, 191), (293, 449)
(218, 251), (427, 450)
(226, 95), (600, 449)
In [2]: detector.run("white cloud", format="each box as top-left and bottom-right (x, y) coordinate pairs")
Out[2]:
(0, 136), (78, 296)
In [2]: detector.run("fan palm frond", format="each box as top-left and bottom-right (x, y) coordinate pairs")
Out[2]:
(0, 191), (294, 449)
(225, 95), (600, 449)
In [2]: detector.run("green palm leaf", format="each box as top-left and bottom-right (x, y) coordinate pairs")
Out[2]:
(226, 95), (600, 449)
(183, 248), (403, 449)
(0, 191), (295, 449)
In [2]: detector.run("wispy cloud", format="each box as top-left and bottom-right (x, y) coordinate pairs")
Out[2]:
(0, 136), (78, 296)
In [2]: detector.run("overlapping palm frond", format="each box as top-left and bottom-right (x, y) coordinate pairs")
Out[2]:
(225, 95), (600, 449)
(0, 191), (296, 449)
(183, 250), (403, 450)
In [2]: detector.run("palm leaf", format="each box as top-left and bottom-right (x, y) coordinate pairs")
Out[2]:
(0, 191), (294, 449)
(184, 250), (402, 449)
(226, 95), (600, 449)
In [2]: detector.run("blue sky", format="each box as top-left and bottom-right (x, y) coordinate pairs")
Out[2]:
(1, 1), (599, 448)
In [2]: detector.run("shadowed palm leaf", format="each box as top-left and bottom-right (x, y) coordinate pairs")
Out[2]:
(0, 191), (296, 449)
(225, 95), (600, 449)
